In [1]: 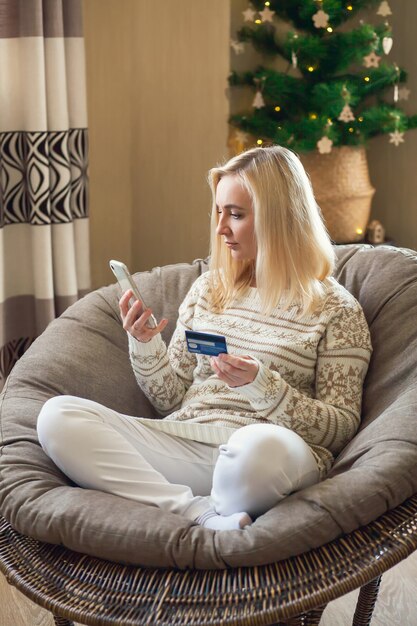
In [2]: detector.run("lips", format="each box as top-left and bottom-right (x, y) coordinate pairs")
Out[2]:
(225, 241), (238, 247)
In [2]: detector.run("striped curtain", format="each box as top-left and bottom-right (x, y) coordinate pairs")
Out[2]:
(0, 0), (90, 391)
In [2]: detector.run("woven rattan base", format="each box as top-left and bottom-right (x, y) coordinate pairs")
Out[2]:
(1, 496), (417, 626)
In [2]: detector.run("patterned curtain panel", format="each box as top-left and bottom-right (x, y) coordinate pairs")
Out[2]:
(0, 0), (90, 390)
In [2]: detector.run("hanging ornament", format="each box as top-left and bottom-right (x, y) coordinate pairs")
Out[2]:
(242, 6), (256, 22)
(398, 87), (411, 101)
(291, 51), (298, 69)
(392, 63), (401, 103)
(312, 9), (330, 28)
(230, 39), (245, 55)
(259, 6), (275, 22)
(253, 91), (265, 109)
(377, 1), (392, 17)
(363, 51), (381, 68)
(389, 130), (404, 146)
(338, 103), (355, 122)
(382, 36), (393, 54)
(317, 136), (333, 154)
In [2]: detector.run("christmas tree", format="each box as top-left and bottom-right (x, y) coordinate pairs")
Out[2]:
(230, 0), (417, 154)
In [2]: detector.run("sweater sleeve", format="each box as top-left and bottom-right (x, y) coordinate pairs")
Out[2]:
(235, 300), (372, 455)
(128, 275), (206, 415)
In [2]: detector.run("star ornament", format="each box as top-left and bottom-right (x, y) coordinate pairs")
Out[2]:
(363, 51), (381, 68)
(389, 130), (405, 147)
(317, 136), (333, 154)
(312, 9), (330, 29)
(259, 6), (275, 22)
(242, 6), (256, 22)
(230, 39), (245, 55)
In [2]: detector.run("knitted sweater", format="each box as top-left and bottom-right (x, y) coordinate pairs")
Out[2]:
(128, 272), (372, 476)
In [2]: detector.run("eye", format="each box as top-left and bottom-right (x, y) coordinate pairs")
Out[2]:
(231, 213), (242, 220)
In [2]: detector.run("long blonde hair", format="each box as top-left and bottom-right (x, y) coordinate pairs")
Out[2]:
(208, 145), (335, 316)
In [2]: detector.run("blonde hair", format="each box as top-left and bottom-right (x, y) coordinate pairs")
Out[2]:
(208, 145), (335, 316)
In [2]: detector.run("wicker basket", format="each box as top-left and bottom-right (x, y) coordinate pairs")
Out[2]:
(299, 146), (375, 244)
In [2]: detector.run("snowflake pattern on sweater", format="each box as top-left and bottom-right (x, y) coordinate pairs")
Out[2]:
(128, 272), (372, 476)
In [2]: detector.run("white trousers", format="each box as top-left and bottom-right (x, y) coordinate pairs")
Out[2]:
(37, 396), (320, 520)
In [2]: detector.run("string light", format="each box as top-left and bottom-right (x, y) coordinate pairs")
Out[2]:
(255, 19), (262, 24)
(327, 27), (333, 32)
(265, 1), (271, 5)
(364, 76), (370, 82)
(275, 106), (281, 112)
(257, 139), (263, 145)
(349, 127), (354, 132)
(308, 66), (315, 72)
(358, 116), (364, 122)
(356, 228), (363, 235)
(310, 113), (318, 120)
(347, 5), (353, 10)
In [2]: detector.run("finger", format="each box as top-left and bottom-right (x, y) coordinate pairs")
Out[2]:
(214, 356), (241, 377)
(132, 307), (155, 330)
(155, 318), (169, 334)
(124, 299), (146, 329)
(119, 289), (133, 317)
(211, 358), (242, 385)
(217, 353), (253, 371)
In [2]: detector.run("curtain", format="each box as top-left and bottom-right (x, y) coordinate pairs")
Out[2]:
(0, 0), (90, 390)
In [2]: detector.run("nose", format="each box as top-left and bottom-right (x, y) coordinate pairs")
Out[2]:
(216, 212), (231, 237)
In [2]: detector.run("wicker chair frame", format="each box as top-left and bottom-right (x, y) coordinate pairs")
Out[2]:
(1, 494), (417, 626)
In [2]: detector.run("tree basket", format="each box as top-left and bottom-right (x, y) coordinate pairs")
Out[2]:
(299, 146), (375, 244)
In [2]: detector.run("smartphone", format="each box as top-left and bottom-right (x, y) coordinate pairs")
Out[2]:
(109, 259), (157, 328)
(185, 330), (228, 356)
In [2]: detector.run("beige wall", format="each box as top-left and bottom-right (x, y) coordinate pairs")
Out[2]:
(83, 0), (231, 289)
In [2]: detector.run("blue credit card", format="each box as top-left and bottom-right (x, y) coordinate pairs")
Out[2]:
(185, 330), (228, 356)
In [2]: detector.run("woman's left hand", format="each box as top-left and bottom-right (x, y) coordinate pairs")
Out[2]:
(210, 353), (259, 388)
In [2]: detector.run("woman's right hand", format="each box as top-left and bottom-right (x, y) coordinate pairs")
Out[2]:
(119, 289), (168, 343)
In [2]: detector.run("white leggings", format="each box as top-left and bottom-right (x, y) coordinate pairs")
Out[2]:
(37, 396), (320, 521)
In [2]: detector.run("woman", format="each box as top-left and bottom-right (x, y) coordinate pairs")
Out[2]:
(37, 146), (372, 531)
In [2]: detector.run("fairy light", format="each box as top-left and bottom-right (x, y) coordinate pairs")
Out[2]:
(364, 76), (370, 82)
(349, 127), (354, 132)
(308, 66), (315, 72)
(275, 106), (281, 112)
(255, 18), (262, 24)
(257, 139), (263, 145)
(310, 113), (318, 120)
(265, 1), (271, 5)
(327, 27), (333, 32)
(356, 228), (363, 235)
(347, 5), (353, 10)
(358, 116), (364, 122)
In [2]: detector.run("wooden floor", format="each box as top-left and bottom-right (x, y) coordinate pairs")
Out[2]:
(1, 551), (417, 626)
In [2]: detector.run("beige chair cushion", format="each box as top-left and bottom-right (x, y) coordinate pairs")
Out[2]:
(1, 246), (417, 568)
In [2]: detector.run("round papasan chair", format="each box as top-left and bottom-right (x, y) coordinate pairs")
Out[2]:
(1, 243), (417, 626)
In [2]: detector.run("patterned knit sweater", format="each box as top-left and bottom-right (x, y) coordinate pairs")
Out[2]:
(128, 272), (372, 476)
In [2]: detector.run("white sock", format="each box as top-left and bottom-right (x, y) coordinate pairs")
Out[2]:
(196, 509), (252, 530)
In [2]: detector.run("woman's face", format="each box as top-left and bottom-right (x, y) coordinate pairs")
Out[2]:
(215, 175), (257, 262)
